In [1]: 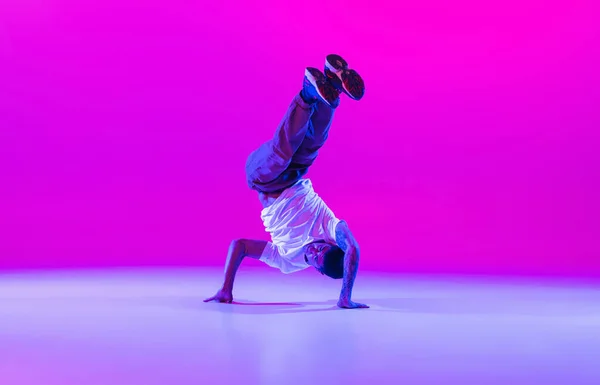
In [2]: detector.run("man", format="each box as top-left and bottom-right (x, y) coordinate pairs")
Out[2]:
(204, 54), (368, 309)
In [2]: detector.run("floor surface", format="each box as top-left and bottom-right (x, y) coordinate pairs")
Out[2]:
(1, 267), (599, 385)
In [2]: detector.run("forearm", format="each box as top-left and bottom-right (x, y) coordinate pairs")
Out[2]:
(221, 240), (247, 292)
(339, 247), (359, 300)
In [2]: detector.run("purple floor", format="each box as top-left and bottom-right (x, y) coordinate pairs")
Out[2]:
(1, 267), (599, 385)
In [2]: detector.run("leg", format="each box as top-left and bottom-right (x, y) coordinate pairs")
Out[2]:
(245, 93), (315, 193)
(245, 65), (347, 193)
(290, 99), (335, 167)
(292, 54), (365, 166)
(310, 99), (335, 143)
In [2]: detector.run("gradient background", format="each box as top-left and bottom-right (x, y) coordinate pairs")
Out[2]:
(1, 0), (599, 276)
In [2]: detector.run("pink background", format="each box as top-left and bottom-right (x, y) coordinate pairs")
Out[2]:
(1, 1), (599, 276)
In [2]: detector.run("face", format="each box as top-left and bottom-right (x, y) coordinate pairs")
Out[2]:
(303, 241), (334, 270)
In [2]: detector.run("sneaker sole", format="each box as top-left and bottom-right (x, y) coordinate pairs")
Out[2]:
(325, 54), (365, 100)
(305, 67), (340, 108)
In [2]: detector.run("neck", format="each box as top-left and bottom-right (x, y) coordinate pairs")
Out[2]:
(258, 191), (282, 208)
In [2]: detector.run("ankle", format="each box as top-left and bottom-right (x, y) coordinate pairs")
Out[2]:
(299, 89), (316, 105)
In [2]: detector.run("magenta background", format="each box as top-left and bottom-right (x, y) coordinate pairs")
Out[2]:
(1, 1), (599, 275)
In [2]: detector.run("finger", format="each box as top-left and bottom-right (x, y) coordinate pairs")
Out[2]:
(347, 303), (369, 309)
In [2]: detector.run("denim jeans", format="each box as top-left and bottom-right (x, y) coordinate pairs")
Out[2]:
(245, 93), (335, 193)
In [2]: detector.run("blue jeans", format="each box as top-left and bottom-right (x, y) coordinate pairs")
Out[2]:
(245, 93), (335, 193)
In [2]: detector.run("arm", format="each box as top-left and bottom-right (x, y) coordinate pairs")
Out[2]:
(335, 221), (369, 309)
(204, 239), (267, 303)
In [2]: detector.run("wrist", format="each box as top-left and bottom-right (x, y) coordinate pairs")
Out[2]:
(337, 297), (351, 307)
(221, 283), (234, 293)
(339, 292), (351, 301)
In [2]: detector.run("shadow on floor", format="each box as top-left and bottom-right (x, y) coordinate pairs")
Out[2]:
(201, 299), (341, 314)
(199, 297), (451, 314)
(4, 295), (599, 316)
(198, 297), (462, 315)
(198, 297), (445, 315)
(200, 296), (600, 316)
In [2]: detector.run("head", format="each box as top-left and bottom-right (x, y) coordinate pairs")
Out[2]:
(303, 241), (345, 279)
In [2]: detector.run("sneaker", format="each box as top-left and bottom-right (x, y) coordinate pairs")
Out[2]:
(303, 67), (341, 108)
(324, 54), (365, 100)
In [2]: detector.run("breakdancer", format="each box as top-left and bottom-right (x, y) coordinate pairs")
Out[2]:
(205, 54), (368, 309)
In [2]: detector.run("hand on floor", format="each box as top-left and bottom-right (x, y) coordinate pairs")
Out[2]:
(204, 288), (233, 304)
(337, 299), (369, 309)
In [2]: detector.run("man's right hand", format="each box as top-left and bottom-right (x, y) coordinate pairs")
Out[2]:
(203, 288), (233, 304)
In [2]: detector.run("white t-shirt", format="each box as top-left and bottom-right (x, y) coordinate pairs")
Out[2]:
(259, 179), (340, 273)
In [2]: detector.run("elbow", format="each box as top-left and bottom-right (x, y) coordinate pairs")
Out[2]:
(231, 239), (247, 256)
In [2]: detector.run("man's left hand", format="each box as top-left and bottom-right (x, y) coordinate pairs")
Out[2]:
(337, 298), (369, 309)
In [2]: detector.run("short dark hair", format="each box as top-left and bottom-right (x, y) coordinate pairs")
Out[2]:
(320, 246), (345, 279)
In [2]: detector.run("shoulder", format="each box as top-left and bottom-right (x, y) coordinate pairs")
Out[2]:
(334, 219), (349, 234)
